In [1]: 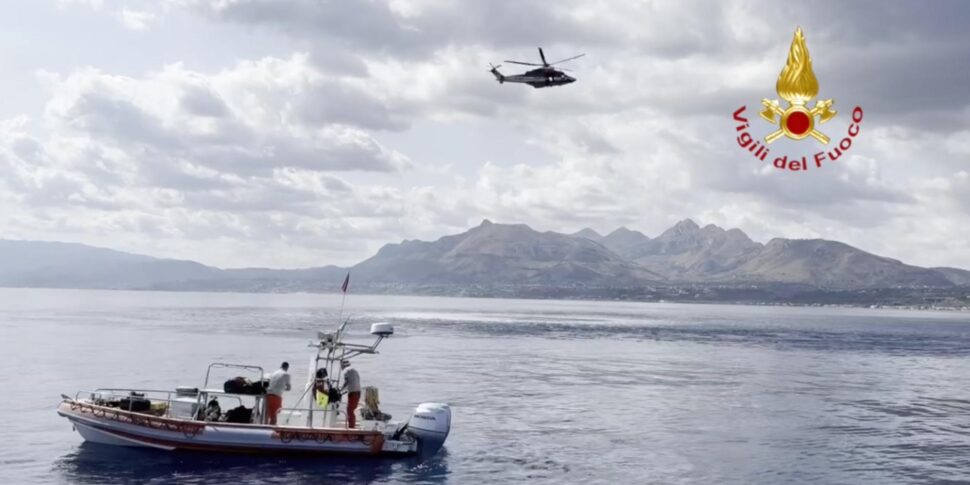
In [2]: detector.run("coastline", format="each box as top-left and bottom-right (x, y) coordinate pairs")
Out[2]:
(1, 284), (966, 313)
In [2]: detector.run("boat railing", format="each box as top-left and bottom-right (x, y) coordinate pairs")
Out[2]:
(73, 388), (249, 420)
(74, 388), (180, 416)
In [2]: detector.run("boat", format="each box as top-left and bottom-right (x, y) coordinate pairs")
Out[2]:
(57, 320), (452, 457)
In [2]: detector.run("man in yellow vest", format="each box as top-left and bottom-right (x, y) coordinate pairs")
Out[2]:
(314, 368), (330, 408)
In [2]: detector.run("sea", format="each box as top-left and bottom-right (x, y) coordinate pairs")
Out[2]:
(1, 288), (969, 484)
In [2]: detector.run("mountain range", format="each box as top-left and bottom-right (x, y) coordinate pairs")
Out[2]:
(572, 220), (958, 288)
(1, 219), (968, 306)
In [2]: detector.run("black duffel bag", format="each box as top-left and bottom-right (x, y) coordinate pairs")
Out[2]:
(224, 377), (268, 395)
(244, 379), (269, 395)
(223, 377), (248, 394)
(118, 392), (151, 412)
(225, 405), (253, 423)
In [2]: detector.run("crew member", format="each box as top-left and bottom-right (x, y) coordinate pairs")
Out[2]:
(341, 360), (361, 428)
(266, 361), (291, 425)
(314, 368), (330, 408)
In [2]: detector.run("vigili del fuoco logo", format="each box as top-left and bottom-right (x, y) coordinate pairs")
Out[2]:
(733, 27), (863, 171)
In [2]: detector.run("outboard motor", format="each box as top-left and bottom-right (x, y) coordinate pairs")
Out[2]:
(407, 402), (451, 456)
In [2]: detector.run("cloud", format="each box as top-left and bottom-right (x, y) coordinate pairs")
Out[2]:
(1, 0), (968, 270)
(43, 58), (411, 178)
(118, 9), (155, 30)
(176, 0), (615, 57)
(0, 53), (420, 266)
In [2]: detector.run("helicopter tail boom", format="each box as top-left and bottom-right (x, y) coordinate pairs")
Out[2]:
(489, 64), (505, 83)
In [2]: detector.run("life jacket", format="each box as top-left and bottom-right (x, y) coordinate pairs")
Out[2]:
(315, 390), (329, 408)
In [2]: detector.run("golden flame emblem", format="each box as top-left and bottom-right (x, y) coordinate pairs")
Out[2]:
(760, 27), (836, 144)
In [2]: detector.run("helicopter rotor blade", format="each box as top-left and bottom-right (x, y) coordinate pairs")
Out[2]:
(548, 53), (586, 65)
(538, 47), (548, 66)
(504, 60), (543, 66)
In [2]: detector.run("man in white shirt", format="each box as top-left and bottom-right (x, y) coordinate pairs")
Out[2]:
(341, 360), (361, 428)
(266, 362), (291, 425)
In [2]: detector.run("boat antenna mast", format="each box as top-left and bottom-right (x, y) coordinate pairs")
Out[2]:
(303, 274), (395, 427)
(333, 272), (351, 380)
(300, 273), (351, 426)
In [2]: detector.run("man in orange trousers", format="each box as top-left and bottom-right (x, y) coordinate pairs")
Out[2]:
(266, 362), (291, 425)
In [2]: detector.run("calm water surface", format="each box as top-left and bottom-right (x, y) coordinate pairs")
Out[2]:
(1, 288), (970, 484)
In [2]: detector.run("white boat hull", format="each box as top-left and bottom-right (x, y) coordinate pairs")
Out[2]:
(74, 420), (175, 450)
(58, 401), (418, 456)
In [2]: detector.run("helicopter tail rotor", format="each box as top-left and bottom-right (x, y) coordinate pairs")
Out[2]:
(488, 63), (505, 83)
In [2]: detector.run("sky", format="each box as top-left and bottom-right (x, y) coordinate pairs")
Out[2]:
(0, 0), (968, 269)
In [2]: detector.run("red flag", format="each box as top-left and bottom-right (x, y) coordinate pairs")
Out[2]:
(340, 273), (350, 293)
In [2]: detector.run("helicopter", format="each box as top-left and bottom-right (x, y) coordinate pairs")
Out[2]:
(490, 47), (585, 88)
